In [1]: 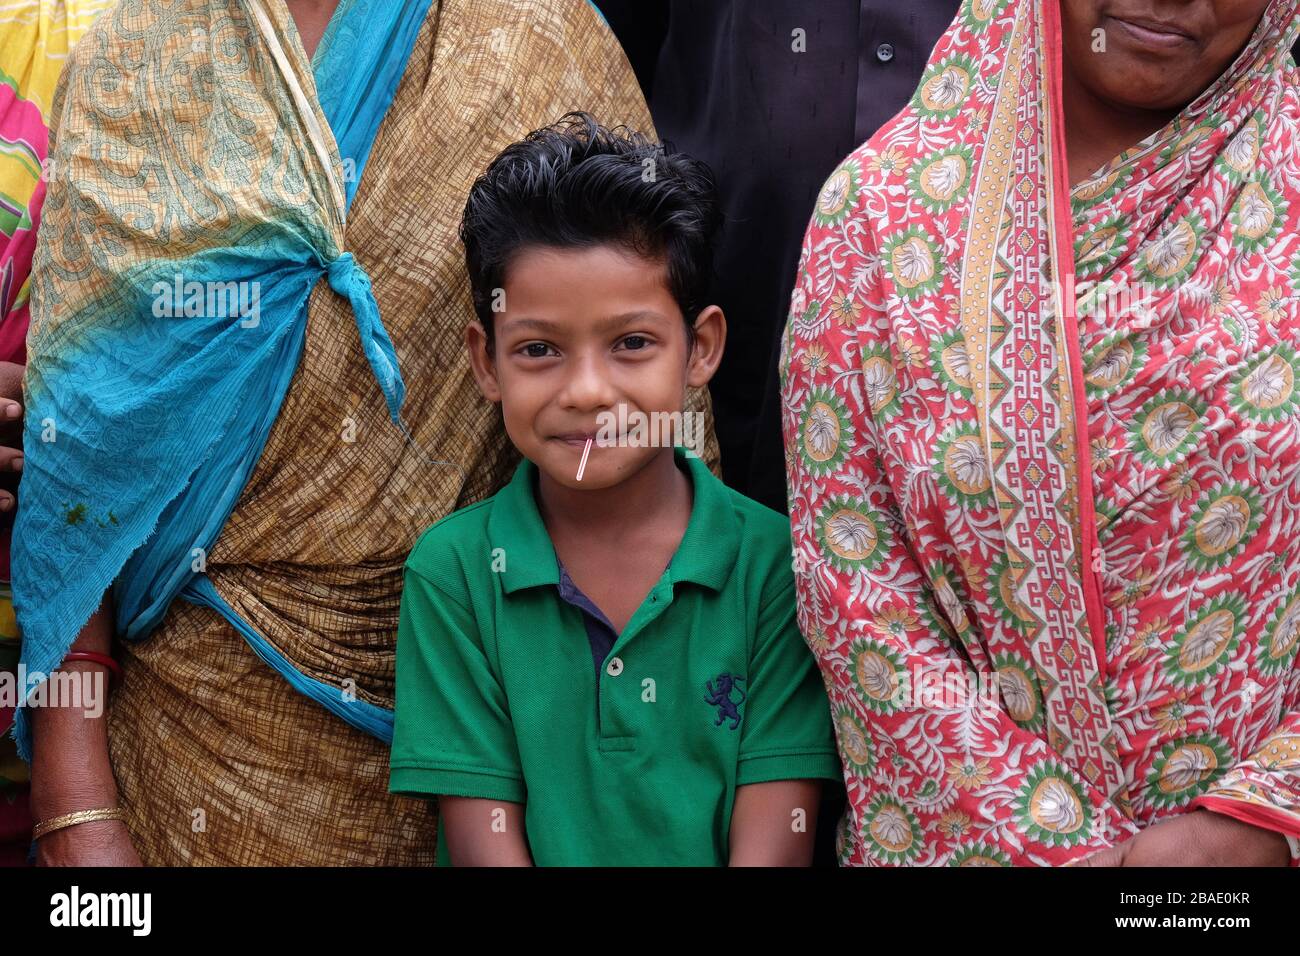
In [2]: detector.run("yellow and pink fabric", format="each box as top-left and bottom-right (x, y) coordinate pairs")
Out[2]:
(783, 0), (1300, 864)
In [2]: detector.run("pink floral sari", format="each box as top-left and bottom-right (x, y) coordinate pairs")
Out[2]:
(783, 0), (1300, 864)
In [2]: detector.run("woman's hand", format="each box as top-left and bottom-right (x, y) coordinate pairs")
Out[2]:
(36, 819), (142, 867)
(0, 360), (24, 512)
(1073, 809), (1291, 866)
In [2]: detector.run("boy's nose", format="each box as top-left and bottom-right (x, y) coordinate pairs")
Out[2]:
(559, 354), (618, 410)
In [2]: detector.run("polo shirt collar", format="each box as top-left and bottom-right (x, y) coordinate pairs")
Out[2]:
(489, 457), (562, 594)
(488, 448), (742, 595)
(667, 449), (741, 592)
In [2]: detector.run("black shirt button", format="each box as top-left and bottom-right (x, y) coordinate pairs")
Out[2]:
(876, 42), (895, 63)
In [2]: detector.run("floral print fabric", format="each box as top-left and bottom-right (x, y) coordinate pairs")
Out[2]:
(782, 0), (1300, 864)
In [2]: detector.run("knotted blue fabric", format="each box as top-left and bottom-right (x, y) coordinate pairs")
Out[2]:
(11, 0), (431, 756)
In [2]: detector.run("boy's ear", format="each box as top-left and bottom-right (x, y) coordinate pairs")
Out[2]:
(686, 305), (726, 389)
(465, 321), (502, 403)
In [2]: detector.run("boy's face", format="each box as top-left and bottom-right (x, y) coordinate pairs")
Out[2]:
(466, 244), (724, 491)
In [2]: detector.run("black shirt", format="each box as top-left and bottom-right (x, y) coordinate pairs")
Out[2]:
(595, 0), (962, 512)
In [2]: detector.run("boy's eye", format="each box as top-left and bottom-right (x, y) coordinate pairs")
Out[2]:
(521, 342), (554, 358)
(619, 335), (649, 351)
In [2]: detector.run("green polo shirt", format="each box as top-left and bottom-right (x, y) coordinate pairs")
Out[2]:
(389, 448), (840, 866)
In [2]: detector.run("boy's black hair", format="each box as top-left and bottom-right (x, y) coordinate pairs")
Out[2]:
(459, 112), (721, 347)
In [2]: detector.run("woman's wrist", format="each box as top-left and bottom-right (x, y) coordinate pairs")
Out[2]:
(29, 712), (119, 822)
(35, 817), (138, 867)
(33, 806), (128, 840)
(30, 778), (120, 823)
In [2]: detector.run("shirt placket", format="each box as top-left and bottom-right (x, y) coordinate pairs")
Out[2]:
(596, 577), (675, 752)
(855, 2), (919, 146)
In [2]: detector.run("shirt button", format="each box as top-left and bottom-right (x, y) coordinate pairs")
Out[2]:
(876, 42), (895, 63)
(606, 657), (624, 677)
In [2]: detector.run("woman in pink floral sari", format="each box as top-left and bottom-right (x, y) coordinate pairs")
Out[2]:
(783, 0), (1300, 865)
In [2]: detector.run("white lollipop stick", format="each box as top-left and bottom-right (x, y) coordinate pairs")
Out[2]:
(576, 437), (593, 481)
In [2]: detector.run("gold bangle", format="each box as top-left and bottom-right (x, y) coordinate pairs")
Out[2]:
(32, 807), (127, 841)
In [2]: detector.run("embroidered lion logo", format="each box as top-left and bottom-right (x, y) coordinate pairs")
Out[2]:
(704, 673), (747, 730)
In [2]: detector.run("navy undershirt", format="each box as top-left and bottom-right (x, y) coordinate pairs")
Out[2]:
(555, 561), (620, 677)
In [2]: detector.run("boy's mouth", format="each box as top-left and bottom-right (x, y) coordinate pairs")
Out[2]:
(552, 432), (598, 447)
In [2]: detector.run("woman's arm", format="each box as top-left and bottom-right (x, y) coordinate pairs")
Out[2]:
(1073, 809), (1291, 866)
(729, 780), (821, 866)
(28, 590), (140, 866)
(438, 796), (532, 866)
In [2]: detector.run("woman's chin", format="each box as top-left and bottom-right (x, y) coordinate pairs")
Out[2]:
(1077, 72), (1197, 116)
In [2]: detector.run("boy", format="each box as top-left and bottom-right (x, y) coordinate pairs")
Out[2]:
(389, 113), (840, 865)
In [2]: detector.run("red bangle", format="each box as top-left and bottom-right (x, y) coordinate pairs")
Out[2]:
(61, 651), (122, 686)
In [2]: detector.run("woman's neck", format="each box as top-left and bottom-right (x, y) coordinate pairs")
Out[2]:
(284, 0), (341, 59)
(1061, 63), (1179, 187)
